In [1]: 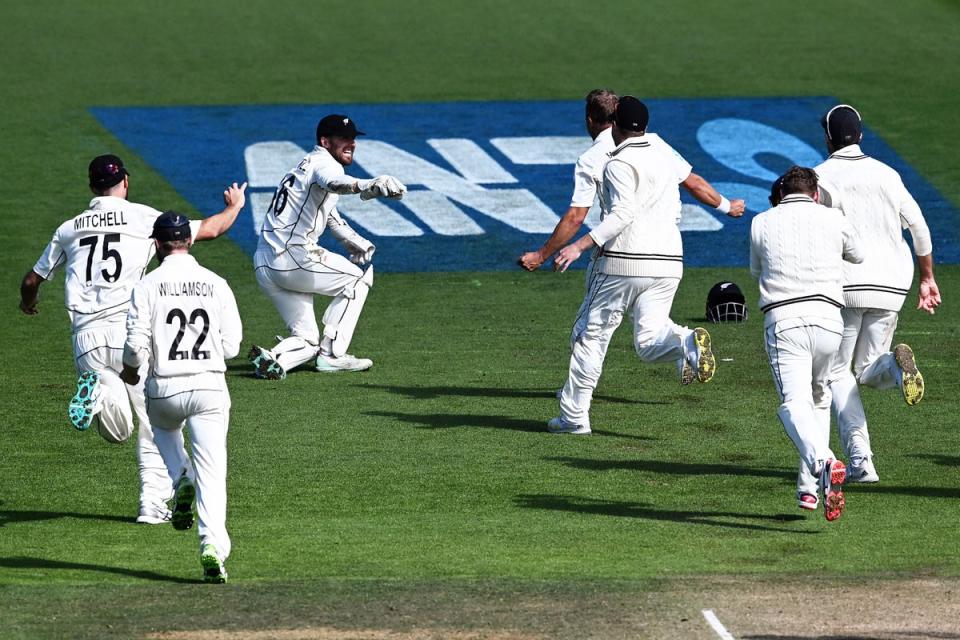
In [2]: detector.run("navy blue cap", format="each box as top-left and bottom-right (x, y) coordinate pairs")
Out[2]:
(821, 104), (862, 146)
(614, 96), (649, 132)
(89, 154), (128, 190)
(151, 211), (191, 241)
(316, 114), (365, 141)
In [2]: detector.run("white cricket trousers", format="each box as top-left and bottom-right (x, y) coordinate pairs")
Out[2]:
(560, 274), (690, 428)
(254, 246), (371, 369)
(73, 326), (178, 510)
(764, 317), (842, 475)
(828, 307), (900, 458)
(148, 387), (232, 560)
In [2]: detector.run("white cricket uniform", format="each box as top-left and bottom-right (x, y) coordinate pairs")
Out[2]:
(815, 144), (932, 462)
(569, 132), (688, 344)
(125, 253), (242, 561)
(750, 194), (864, 477)
(568, 127), (615, 345)
(559, 135), (696, 429)
(32, 196), (199, 510)
(253, 145), (374, 370)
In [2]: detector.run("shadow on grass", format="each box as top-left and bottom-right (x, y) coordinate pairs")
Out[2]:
(0, 556), (198, 584)
(547, 457), (794, 480)
(358, 383), (671, 406)
(367, 411), (656, 440)
(0, 508), (132, 527)
(515, 494), (812, 534)
(844, 484), (960, 499)
(908, 453), (960, 467)
(367, 410), (544, 432)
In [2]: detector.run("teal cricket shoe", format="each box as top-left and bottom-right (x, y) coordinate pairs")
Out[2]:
(68, 371), (102, 431)
(171, 474), (196, 531)
(248, 345), (286, 380)
(200, 543), (228, 583)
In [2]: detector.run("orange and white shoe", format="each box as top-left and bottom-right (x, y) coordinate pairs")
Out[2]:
(819, 459), (846, 522)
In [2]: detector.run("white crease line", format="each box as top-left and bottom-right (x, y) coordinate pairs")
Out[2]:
(701, 609), (736, 640)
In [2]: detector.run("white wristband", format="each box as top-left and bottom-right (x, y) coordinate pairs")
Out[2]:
(715, 195), (731, 214)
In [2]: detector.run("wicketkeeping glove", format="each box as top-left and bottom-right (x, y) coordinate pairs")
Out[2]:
(358, 175), (406, 201)
(347, 237), (376, 265)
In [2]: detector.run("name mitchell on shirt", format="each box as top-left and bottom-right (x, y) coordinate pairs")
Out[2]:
(74, 211), (128, 230)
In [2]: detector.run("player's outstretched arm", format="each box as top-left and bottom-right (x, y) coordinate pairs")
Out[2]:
(326, 175), (406, 201)
(194, 182), (248, 242)
(518, 206), (590, 271)
(682, 173), (745, 218)
(19, 270), (44, 315)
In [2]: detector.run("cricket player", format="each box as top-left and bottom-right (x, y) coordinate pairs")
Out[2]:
(19, 154), (246, 525)
(518, 89), (619, 272)
(122, 212), (242, 583)
(549, 97), (741, 435)
(249, 114), (406, 379)
(750, 166), (865, 521)
(815, 104), (941, 484)
(519, 89), (746, 272)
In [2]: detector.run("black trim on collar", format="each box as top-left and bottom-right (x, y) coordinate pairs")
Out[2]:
(609, 140), (651, 157)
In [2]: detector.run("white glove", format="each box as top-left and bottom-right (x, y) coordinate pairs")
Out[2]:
(358, 175), (406, 201)
(347, 236), (376, 265)
(350, 244), (376, 266)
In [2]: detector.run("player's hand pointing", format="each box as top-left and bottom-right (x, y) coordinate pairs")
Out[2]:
(223, 182), (248, 209)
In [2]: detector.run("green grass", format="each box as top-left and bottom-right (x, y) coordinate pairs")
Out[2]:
(1, 0), (958, 637)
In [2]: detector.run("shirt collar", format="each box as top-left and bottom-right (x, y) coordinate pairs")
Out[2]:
(161, 252), (198, 265)
(829, 143), (864, 158)
(778, 193), (815, 205)
(89, 195), (127, 208)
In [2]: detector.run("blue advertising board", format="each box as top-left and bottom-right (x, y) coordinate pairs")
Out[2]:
(92, 98), (958, 271)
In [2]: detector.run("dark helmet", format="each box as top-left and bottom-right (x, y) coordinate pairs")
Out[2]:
(706, 281), (748, 323)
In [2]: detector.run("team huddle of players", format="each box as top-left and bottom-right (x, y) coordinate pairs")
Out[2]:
(18, 91), (940, 582)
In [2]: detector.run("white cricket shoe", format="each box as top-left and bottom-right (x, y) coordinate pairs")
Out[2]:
(846, 456), (879, 483)
(547, 416), (591, 435)
(136, 503), (172, 525)
(315, 353), (373, 372)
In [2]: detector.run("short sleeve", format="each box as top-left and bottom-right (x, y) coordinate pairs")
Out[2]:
(33, 229), (67, 280)
(656, 137), (692, 182)
(569, 159), (598, 208)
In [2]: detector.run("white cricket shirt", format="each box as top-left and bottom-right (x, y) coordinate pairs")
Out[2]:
(750, 194), (865, 327)
(257, 145), (353, 259)
(815, 144), (927, 311)
(126, 253), (242, 399)
(32, 196), (200, 333)
(589, 135), (692, 278)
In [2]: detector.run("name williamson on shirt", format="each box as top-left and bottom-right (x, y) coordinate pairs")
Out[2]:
(74, 211), (127, 230)
(158, 281), (215, 297)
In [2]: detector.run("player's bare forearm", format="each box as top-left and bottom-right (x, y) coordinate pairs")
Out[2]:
(682, 173), (745, 218)
(195, 182), (248, 241)
(19, 270), (43, 315)
(518, 206), (589, 271)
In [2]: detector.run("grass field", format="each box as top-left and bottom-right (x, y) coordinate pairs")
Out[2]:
(1, 1), (959, 639)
